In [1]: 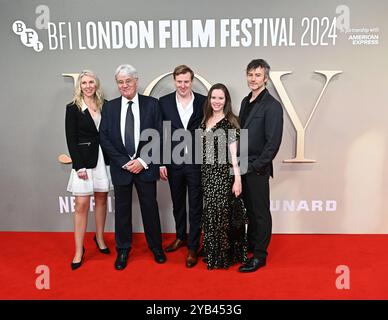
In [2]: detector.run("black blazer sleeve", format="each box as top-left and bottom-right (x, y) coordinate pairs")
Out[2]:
(65, 104), (86, 171)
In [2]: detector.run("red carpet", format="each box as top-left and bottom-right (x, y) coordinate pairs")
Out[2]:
(1, 232), (387, 300)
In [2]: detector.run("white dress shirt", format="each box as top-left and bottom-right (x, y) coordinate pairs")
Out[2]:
(176, 92), (194, 155)
(176, 92), (194, 130)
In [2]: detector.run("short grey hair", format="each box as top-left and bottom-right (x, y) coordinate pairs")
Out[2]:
(115, 64), (138, 80)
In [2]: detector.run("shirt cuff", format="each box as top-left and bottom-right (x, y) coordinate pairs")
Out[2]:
(122, 161), (131, 169)
(77, 168), (86, 173)
(137, 157), (149, 170)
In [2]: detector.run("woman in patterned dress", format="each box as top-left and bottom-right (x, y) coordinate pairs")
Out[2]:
(200, 83), (248, 269)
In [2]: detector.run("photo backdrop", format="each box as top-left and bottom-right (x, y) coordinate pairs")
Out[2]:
(1, 0), (387, 233)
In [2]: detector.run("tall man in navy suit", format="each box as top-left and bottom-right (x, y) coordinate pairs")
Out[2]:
(238, 59), (283, 273)
(159, 65), (206, 268)
(100, 64), (166, 270)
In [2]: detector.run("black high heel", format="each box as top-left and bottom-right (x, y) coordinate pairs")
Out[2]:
(71, 247), (85, 270)
(94, 235), (110, 254)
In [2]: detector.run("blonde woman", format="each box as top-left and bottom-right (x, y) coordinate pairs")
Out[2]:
(65, 70), (112, 270)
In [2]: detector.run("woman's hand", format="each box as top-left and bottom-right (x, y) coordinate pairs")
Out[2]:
(232, 179), (242, 198)
(77, 170), (88, 180)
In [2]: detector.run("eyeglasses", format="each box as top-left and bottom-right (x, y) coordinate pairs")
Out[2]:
(117, 78), (137, 86)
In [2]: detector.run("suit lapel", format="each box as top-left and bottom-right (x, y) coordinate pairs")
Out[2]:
(112, 98), (127, 152)
(138, 94), (146, 132)
(83, 108), (98, 133)
(169, 94), (185, 129)
(114, 98), (122, 136)
(187, 93), (200, 129)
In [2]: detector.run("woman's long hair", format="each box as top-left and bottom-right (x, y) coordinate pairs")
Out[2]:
(72, 70), (104, 112)
(202, 83), (239, 129)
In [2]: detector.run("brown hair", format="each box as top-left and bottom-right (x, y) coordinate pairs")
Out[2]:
(246, 59), (270, 80)
(202, 83), (240, 129)
(173, 65), (194, 80)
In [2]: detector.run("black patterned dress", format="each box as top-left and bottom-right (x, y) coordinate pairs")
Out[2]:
(200, 118), (248, 270)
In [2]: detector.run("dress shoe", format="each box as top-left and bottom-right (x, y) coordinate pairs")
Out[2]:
(152, 250), (167, 264)
(94, 234), (110, 254)
(186, 250), (198, 268)
(115, 251), (129, 270)
(164, 238), (186, 253)
(71, 247), (85, 270)
(238, 257), (266, 273)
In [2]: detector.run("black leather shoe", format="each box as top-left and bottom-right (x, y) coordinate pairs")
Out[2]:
(186, 250), (198, 268)
(152, 250), (167, 264)
(165, 238), (186, 252)
(71, 247), (85, 270)
(94, 234), (110, 254)
(115, 251), (129, 270)
(238, 257), (266, 273)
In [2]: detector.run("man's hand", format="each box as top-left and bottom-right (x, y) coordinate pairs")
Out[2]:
(125, 159), (144, 174)
(159, 167), (168, 181)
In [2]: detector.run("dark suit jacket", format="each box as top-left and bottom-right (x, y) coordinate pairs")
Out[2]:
(239, 90), (283, 177)
(99, 94), (162, 185)
(159, 91), (206, 168)
(65, 102), (109, 171)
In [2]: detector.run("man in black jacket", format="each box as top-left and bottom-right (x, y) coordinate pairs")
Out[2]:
(238, 59), (283, 273)
(159, 65), (206, 268)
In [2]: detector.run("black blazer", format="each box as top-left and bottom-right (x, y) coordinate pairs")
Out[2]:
(239, 90), (283, 177)
(99, 94), (162, 185)
(159, 91), (206, 168)
(65, 102), (109, 171)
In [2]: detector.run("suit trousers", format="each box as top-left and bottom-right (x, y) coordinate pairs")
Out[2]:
(114, 176), (162, 253)
(242, 172), (272, 259)
(167, 165), (203, 251)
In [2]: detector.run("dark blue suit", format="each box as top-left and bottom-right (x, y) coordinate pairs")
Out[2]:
(100, 94), (163, 253)
(159, 91), (206, 251)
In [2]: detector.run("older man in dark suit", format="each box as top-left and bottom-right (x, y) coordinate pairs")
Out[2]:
(100, 64), (166, 270)
(238, 59), (283, 273)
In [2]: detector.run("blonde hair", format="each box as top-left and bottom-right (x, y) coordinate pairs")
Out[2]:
(72, 70), (105, 112)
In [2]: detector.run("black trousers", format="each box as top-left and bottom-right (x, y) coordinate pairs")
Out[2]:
(167, 165), (203, 251)
(114, 177), (162, 253)
(242, 172), (272, 259)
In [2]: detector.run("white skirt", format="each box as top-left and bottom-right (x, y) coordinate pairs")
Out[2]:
(67, 146), (113, 196)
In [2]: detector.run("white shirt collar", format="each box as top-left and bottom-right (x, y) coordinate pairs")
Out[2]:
(81, 99), (88, 112)
(122, 93), (139, 106)
(175, 91), (194, 107)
